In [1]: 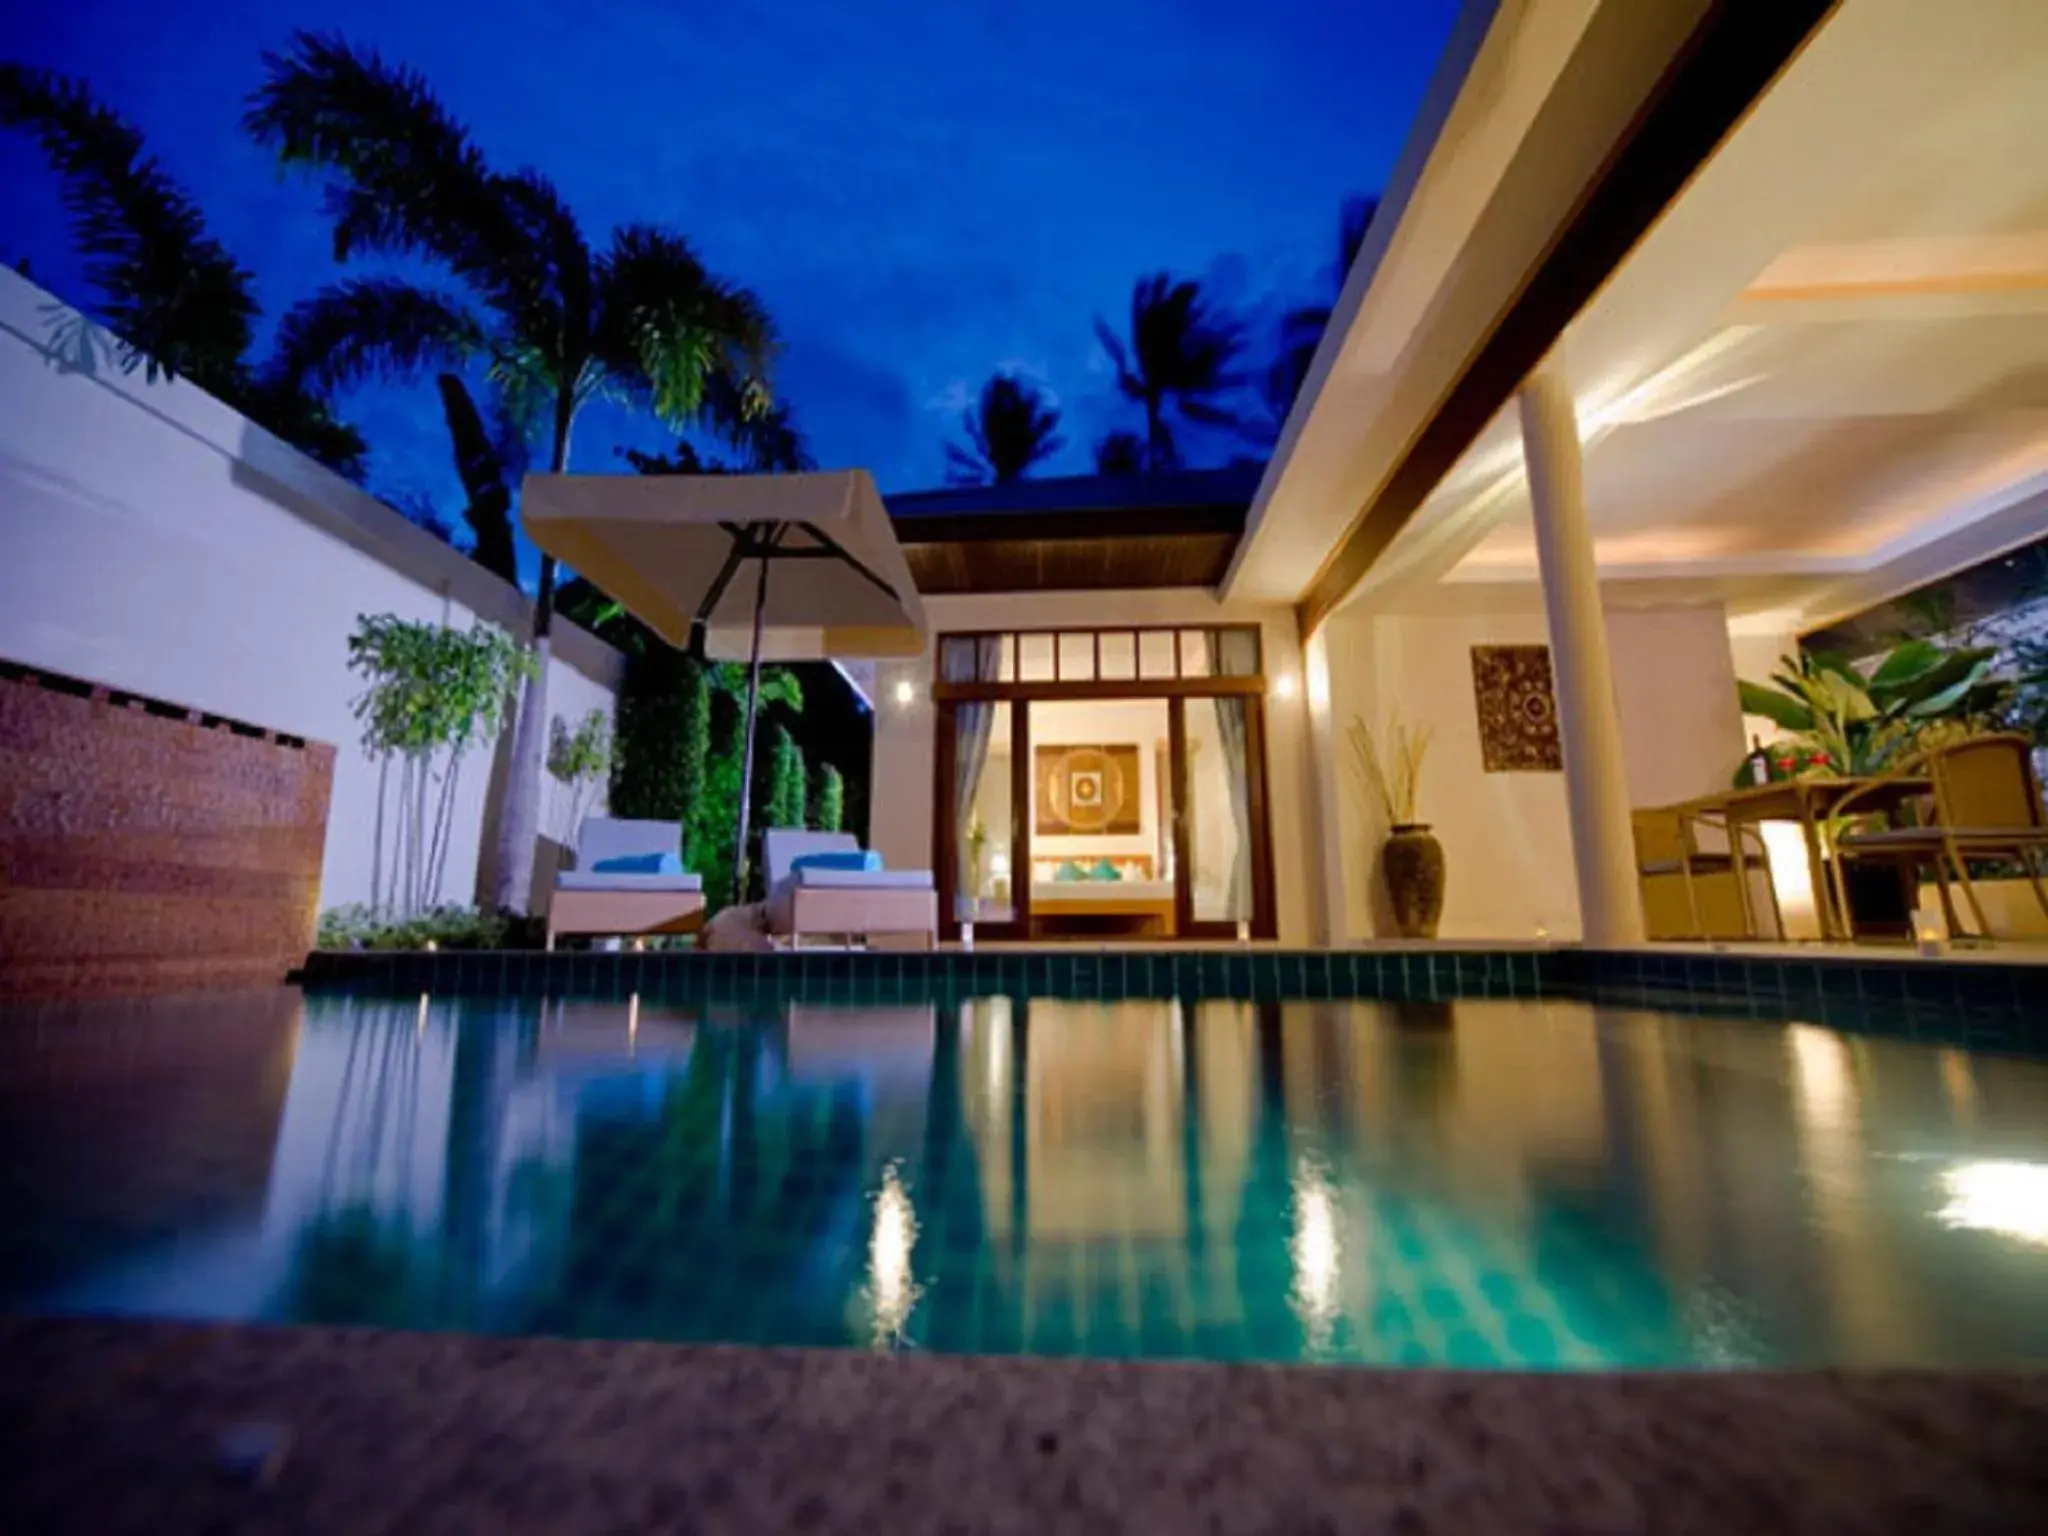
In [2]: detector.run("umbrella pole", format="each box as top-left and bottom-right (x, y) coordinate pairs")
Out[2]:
(731, 553), (771, 904)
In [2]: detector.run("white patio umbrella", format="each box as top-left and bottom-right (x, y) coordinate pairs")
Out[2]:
(522, 469), (925, 897)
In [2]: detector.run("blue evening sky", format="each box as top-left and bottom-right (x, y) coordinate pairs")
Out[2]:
(4, 0), (1457, 546)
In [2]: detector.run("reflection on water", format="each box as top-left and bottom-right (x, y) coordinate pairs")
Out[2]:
(4, 989), (2048, 1367)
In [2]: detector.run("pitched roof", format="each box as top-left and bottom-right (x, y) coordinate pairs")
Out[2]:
(885, 465), (1261, 595)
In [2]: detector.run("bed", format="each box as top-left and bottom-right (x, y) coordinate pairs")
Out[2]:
(1027, 855), (1177, 938)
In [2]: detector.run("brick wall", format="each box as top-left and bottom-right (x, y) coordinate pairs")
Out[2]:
(0, 667), (335, 999)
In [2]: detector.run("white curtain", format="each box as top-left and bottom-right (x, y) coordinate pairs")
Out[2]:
(1212, 629), (1260, 922)
(944, 637), (1004, 915)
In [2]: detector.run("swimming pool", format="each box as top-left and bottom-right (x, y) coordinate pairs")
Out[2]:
(4, 987), (2046, 1368)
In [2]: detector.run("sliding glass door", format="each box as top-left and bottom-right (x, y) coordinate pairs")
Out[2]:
(933, 626), (1276, 943)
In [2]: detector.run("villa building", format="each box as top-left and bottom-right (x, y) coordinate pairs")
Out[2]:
(867, 0), (2048, 949)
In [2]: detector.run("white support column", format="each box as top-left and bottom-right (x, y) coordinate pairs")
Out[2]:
(1518, 369), (1646, 946)
(1302, 626), (1350, 945)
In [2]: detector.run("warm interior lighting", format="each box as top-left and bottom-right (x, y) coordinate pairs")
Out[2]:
(1939, 1161), (2048, 1247)
(1271, 671), (1299, 700)
(990, 851), (1010, 876)
(1758, 821), (1820, 940)
(893, 678), (916, 707)
(867, 1162), (921, 1345)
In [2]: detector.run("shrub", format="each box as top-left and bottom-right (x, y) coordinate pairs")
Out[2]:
(316, 903), (515, 951)
(547, 707), (613, 842)
(609, 648), (696, 823)
(767, 724), (807, 831)
(811, 762), (844, 832)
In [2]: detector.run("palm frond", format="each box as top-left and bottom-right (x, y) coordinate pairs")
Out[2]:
(245, 32), (546, 326)
(270, 278), (483, 395)
(593, 224), (776, 426)
(950, 372), (1063, 483)
(1, 64), (256, 385)
(1092, 317), (1140, 399)
(944, 442), (989, 486)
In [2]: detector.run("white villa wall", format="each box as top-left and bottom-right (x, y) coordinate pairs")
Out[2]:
(0, 269), (622, 913)
(1321, 600), (1746, 940)
(869, 588), (1317, 943)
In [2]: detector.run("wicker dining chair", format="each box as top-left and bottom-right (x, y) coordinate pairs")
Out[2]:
(1633, 805), (1781, 941)
(1831, 733), (2048, 941)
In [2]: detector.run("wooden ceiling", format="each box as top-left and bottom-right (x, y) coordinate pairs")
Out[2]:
(888, 469), (1254, 595)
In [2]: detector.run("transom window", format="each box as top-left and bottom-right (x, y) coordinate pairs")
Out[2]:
(938, 625), (1262, 685)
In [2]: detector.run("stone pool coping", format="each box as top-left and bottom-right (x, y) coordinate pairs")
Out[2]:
(1, 1318), (2042, 1534)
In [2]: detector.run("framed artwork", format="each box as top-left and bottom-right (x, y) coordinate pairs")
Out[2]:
(1035, 744), (1143, 835)
(1472, 645), (1562, 772)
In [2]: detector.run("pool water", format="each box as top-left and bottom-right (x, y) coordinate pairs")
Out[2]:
(4, 989), (2047, 1368)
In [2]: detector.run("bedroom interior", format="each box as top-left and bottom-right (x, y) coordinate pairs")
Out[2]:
(934, 625), (1278, 942)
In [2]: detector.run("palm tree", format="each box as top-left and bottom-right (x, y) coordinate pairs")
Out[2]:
(1094, 430), (1145, 475)
(945, 372), (1063, 485)
(1093, 273), (1247, 470)
(0, 64), (364, 475)
(1265, 195), (1379, 431)
(246, 32), (777, 912)
(434, 375), (525, 584)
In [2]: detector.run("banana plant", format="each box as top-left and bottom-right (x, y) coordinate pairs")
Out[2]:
(1736, 640), (2009, 778)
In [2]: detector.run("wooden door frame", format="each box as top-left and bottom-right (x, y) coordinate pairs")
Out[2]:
(936, 686), (1277, 943)
(1171, 694), (1279, 941)
(934, 698), (1032, 943)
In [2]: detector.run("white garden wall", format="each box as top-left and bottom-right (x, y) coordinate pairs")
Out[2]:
(0, 268), (622, 913)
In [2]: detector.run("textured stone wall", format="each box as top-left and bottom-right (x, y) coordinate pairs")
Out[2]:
(0, 667), (334, 999)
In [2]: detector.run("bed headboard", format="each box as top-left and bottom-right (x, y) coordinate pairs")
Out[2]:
(1032, 854), (1156, 883)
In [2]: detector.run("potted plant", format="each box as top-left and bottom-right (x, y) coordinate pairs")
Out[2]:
(963, 813), (989, 921)
(1735, 641), (2013, 937)
(1348, 713), (1439, 938)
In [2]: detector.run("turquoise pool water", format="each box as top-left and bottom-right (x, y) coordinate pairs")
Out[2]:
(4, 989), (2047, 1367)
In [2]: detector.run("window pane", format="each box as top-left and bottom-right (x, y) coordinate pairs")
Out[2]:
(1215, 627), (1261, 676)
(1187, 698), (1253, 924)
(938, 636), (975, 680)
(1138, 630), (1177, 678)
(1056, 632), (1094, 681)
(1099, 631), (1136, 680)
(953, 701), (1014, 924)
(997, 634), (1016, 682)
(1179, 630), (1212, 677)
(1018, 633), (1054, 681)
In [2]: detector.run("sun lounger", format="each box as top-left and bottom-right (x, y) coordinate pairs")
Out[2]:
(545, 817), (705, 951)
(762, 830), (936, 949)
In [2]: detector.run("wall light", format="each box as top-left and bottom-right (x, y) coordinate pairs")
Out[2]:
(893, 678), (917, 707)
(1271, 671), (1300, 701)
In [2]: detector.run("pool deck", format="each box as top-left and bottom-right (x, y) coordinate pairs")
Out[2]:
(2, 1317), (2043, 1533)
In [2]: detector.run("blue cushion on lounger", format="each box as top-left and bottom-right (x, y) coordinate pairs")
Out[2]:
(791, 849), (883, 874)
(591, 851), (684, 875)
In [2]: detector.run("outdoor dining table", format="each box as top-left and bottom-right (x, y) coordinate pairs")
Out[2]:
(1678, 775), (1932, 942)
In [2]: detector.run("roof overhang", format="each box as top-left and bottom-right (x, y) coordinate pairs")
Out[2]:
(1308, 0), (2048, 638)
(1222, 0), (1837, 630)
